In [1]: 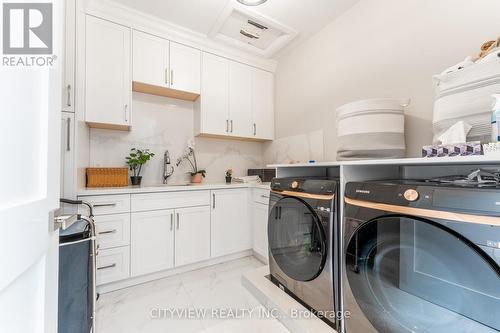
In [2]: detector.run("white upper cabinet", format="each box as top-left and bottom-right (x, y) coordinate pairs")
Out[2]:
(132, 30), (169, 88)
(195, 52), (274, 141)
(229, 61), (253, 138)
(85, 15), (131, 130)
(169, 42), (201, 94)
(196, 52), (230, 136)
(251, 69), (275, 140)
(62, 0), (76, 112)
(131, 32), (200, 99)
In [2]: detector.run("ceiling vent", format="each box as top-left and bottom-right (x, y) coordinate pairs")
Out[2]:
(209, 4), (297, 58)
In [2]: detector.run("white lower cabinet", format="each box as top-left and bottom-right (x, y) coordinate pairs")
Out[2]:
(253, 202), (269, 260)
(131, 209), (175, 277)
(96, 246), (130, 285)
(174, 206), (211, 267)
(86, 187), (266, 288)
(130, 203), (211, 277)
(252, 188), (270, 261)
(211, 189), (251, 258)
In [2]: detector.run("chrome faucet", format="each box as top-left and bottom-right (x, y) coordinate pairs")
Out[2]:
(163, 150), (174, 184)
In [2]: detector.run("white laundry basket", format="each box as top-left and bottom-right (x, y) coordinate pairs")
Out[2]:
(433, 52), (500, 143)
(336, 98), (409, 160)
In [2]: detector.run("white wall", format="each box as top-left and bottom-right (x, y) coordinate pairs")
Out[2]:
(89, 93), (264, 184)
(265, 0), (500, 163)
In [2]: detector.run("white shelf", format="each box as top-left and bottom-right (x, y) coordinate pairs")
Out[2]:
(268, 156), (500, 168)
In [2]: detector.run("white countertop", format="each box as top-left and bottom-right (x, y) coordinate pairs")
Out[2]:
(78, 182), (271, 196)
(267, 155), (500, 168)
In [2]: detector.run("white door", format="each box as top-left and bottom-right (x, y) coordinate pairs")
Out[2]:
(169, 42), (201, 94)
(174, 206), (210, 267)
(251, 68), (275, 140)
(0, 2), (63, 332)
(229, 61), (253, 137)
(211, 189), (251, 258)
(132, 30), (169, 87)
(85, 15), (131, 127)
(253, 202), (269, 260)
(130, 210), (174, 276)
(200, 53), (229, 136)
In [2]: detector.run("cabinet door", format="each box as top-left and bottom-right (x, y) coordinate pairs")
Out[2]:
(62, 0), (76, 112)
(229, 61), (253, 137)
(253, 202), (269, 260)
(174, 206), (210, 267)
(251, 69), (274, 140)
(169, 42), (201, 94)
(85, 15), (131, 128)
(200, 53), (229, 136)
(60, 112), (75, 200)
(211, 189), (251, 257)
(131, 209), (174, 277)
(132, 30), (169, 87)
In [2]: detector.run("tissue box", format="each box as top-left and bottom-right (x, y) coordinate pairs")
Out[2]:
(422, 141), (481, 157)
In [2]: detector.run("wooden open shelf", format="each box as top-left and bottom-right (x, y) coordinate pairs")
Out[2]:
(132, 81), (200, 102)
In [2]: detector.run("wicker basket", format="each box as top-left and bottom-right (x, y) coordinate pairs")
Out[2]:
(86, 168), (128, 187)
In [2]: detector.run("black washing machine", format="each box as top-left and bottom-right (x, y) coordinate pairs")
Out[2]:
(268, 177), (340, 328)
(343, 179), (500, 333)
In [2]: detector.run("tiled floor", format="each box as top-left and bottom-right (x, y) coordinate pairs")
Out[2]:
(96, 256), (290, 333)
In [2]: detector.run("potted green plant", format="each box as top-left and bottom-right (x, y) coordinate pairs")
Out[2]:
(225, 168), (233, 184)
(125, 148), (155, 186)
(176, 140), (206, 183)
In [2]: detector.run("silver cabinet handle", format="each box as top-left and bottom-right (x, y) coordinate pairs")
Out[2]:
(230, 120), (233, 133)
(124, 104), (129, 123)
(98, 229), (117, 235)
(170, 69), (174, 86)
(97, 263), (116, 270)
(253, 123), (256, 136)
(226, 119), (229, 133)
(176, 212), (180, 229)
(261, 195), (270, 199)
(93, 203), (117, 208)
(66, 84), (71, 107)
(213, 193), (216, 209)
(165, 68), (169, 85)
(170, 213), (174, 231)
(66, 117), (71, 151)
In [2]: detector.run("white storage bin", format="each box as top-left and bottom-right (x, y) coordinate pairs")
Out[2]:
(336, 98), (409, 160)
(433, 53), (500, 143)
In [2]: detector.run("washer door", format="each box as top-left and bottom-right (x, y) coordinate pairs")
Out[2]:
(345, 215), (500, 333)
(268, 196), (327, 282)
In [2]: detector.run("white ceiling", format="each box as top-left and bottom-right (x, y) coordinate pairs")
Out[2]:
(109, 0), (359, 59)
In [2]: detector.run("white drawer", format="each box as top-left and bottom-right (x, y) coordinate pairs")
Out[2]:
(95, 213), (130, 249)
(79, 194), (131, 215)
(96, 246), (130, 285)
(253, 188), (270, 205)
(131, 191), (210, 212)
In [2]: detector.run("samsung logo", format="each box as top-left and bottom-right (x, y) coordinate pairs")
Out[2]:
(356, 189), (370, 194)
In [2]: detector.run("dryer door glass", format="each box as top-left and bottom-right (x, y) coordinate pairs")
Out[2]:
(345, 216), (500, 333)
(268, 197), (327, 282)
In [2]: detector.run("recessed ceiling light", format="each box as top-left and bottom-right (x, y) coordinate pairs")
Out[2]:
(237, 0), (268, 6)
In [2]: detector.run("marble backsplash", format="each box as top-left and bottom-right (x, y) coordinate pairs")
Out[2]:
(262, 130), (325, 165)
(89, 93), (265, 185)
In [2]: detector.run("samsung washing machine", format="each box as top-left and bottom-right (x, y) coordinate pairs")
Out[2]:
(268, 177), (340, 328)
(343, 177), (500, 333)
